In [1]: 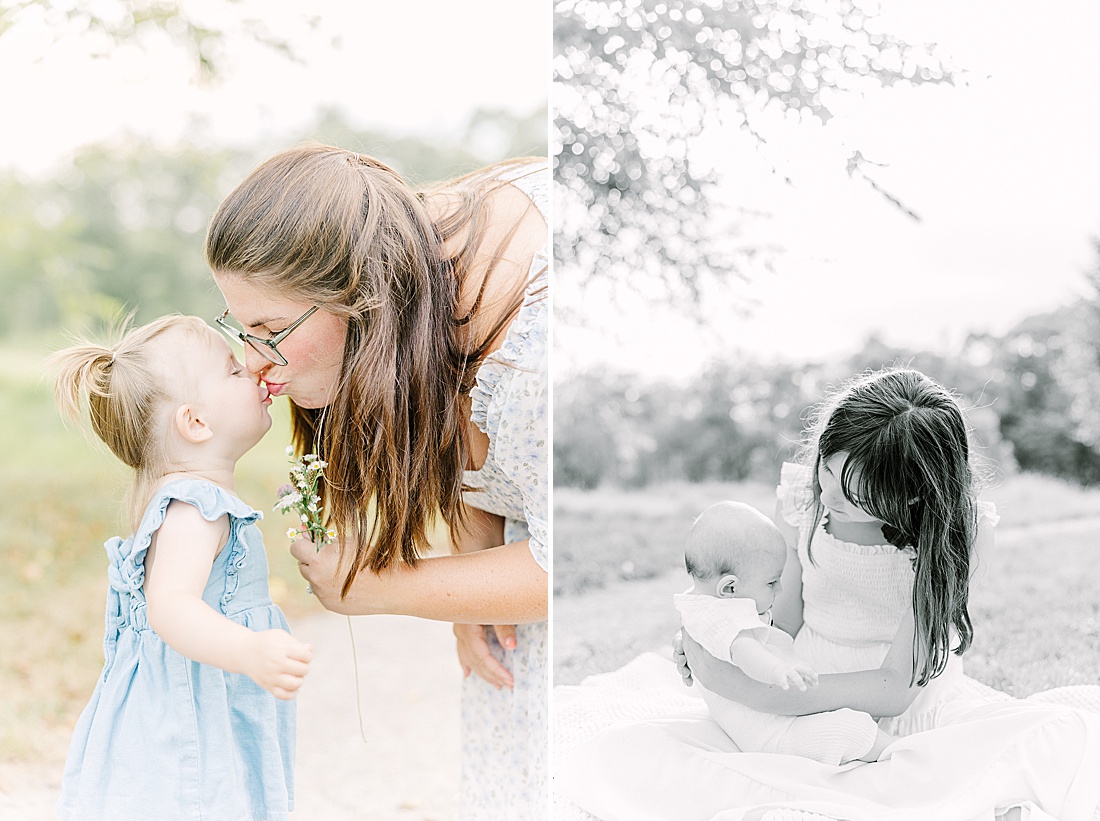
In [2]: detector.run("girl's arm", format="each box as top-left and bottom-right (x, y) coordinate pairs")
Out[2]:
(145, 501), (312, 699)
(770, 500), (805, 638)
(291, 526), (548, 625)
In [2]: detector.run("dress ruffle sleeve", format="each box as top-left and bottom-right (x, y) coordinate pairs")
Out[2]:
(976, 499), (999, 527)
(467, 270), (548, 572)
(775, 461), (815, 529)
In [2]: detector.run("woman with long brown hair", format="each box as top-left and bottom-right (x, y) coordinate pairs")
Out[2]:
(205, 143), (548, 819)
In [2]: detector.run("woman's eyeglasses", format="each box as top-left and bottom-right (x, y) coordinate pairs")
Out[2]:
(215, 306), (318, 367)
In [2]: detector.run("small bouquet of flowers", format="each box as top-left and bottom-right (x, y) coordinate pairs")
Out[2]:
(275, 446), (336, 549)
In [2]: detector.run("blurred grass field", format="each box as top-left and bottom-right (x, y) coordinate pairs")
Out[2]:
(554, 472), (1100, 696)
(0, 340), (318, 763)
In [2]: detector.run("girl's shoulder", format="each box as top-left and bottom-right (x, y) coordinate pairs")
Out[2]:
(107, 480), (261, 600)
(146, 478), (260, 526)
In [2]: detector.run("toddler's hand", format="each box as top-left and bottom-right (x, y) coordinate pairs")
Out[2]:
(771, 660), (819, 691)
(244, 629), (313, 700)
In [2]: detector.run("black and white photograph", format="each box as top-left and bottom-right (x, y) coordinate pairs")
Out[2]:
(552, 1), (1100, 819)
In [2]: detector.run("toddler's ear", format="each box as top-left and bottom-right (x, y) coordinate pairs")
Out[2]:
(174, 404), (213, 444)
(716, 574), (738, 598)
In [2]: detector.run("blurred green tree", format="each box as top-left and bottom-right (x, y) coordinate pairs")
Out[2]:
(555, 0), (953, 301)
(0, 142), (240, 337)
(0, 0), (307, 81)
(0, 106), (546, 339)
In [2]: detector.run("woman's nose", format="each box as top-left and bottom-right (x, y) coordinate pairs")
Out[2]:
(242, 345), (272, 376)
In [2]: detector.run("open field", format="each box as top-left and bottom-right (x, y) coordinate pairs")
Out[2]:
(554, 476), (1100, 696)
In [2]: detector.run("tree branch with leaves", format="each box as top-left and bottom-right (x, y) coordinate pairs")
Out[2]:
(554, 0), (954, 300)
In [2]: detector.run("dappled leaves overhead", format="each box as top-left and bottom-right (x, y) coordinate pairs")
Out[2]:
(554, 0), (953, 298)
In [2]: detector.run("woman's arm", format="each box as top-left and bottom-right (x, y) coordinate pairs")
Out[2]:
(684, 602), (922, 719)
(451, 505), (516, 688)
(145, 501), (312, 699)
(292, 531), (548, 624)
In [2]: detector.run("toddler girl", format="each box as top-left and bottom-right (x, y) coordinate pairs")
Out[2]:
(675, 500), (897, 765)
(51, 314), (312, 821)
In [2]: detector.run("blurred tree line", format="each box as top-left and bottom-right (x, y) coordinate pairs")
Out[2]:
(0, 105), (546, 339)
(555, 294), (1100, 489)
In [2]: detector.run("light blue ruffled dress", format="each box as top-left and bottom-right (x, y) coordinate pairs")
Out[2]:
(460, 160), (549, 819)
(57, 478), (295, 821)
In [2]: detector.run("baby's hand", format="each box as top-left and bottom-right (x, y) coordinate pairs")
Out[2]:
(771, 660), (819, 691)
(244, 629), (313, 700)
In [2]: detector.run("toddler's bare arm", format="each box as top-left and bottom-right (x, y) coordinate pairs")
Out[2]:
(730, 635), (818, 690)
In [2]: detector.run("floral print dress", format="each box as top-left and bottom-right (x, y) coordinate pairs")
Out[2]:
(460, 160), (549, 819)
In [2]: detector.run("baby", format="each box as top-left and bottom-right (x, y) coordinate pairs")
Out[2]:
(674, 501), (896, 765)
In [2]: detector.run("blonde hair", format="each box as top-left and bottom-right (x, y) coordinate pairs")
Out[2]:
(49, 314), (211, 528)
(205, 143), (544, 594)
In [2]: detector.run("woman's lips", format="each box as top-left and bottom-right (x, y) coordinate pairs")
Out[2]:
(264, 381), (287, 397)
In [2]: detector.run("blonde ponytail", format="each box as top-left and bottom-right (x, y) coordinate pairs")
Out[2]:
(48, 314), (210, 528)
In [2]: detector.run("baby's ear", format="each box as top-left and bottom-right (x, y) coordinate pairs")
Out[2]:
(174, 404), (213, 444)
(716, 574), (738, 598)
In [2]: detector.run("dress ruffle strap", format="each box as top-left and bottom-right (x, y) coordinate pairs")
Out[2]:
(100, 479), (261, 675)
(468, 266), (547, 434)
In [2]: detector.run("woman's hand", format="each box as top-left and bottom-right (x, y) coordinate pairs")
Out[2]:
(290, 537), (375, 615)
(453, 623), (515, 689)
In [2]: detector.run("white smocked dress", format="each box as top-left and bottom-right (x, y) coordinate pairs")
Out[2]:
(460, 160), (549, 819)
(559, 464), (1100, 821)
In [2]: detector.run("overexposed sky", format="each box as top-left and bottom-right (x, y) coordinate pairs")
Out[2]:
(557, 0), (1100, 379)
(0, 0), (549, 174)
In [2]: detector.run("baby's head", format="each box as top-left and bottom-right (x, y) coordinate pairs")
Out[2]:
(684, 501), (787, 615)
(50, 314), (271, 525)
